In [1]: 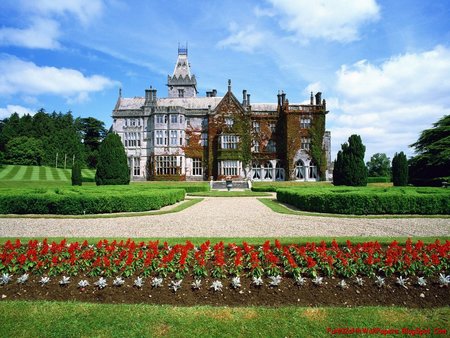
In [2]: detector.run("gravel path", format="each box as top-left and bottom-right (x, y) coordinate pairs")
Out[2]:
(0, 197), (449, 238)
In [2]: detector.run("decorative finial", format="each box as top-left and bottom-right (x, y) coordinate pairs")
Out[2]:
(228, 79), (231, 92)
(119, 87), (122, 98)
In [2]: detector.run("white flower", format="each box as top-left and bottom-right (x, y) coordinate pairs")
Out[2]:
(396, 276), (409, 289)
(134, 277), (144, 288)
(438, 273), (450, 287)
(39, 276), (50, 285)
(151, 277), (164, 288)
(294, 275), (306, 286)
(1, 273), (12, 285)
(268, 275), (282, 287)
(210, 280), (223, 292)
(231, 276), (241, 289)
(338, 280), (348, 289)
(59, 276), (70, 285)
(169, 280), (182, 292)
(375, 276), (385, 288)
(355, 277), (364, 286)
(417, 277), (427, 287)
(252, 276), (263, 286)
(94, 277), (107, 289)
(17, 273), (29, 284)
(113, 276), (125, 287)
(312, 276), (323, 286)
(78, 280), (89, 288)
(191, 279), (202, 290)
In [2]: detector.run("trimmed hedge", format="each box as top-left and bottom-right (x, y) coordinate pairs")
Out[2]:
(276, 187), (450, 215)
(0, 188), (185, 215)
(367, 176), (391, 183)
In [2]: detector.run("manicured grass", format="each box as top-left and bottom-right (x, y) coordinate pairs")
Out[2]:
(258, 198), (450, 219)
(188, 190), (271, 197)
(1, 236), (448, 246)
(0, 165), (96, 183)
(252, 180), (332, 192)
(0, 301), (447, 338)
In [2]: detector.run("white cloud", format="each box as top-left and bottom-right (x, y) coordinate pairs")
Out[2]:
(23, 0), (104, 26)
(217, 24), (267, 53)
(267, 0), (380, 42)
(0, 105), (35, 119)
(330, 45), (450, 159)
(0, 55), (117, 103)
(0, 18), (61, 49)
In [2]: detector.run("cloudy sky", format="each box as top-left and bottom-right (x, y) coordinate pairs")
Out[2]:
(1, 0), (449, 161)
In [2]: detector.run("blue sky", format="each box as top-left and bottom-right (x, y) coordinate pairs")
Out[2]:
(1, 0), (449, 161)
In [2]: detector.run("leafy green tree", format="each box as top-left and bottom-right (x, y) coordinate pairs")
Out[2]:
(409, 115), (450, 186)
(333, 134), (367, 186)
(71, 161), (82, 186)
(392, 152), (408, 186)
(75, 117), (107, 168)
(366, 153), (391, 177)
(95, 133), (130, 185)
(5, 136), (44, 165)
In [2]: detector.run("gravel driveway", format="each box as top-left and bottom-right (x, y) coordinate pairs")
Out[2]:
(0, 197), (449, 238)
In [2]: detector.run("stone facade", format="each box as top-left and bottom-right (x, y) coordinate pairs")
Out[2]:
(112, 47), (331, 181)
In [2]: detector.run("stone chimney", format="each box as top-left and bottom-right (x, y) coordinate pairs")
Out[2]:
(281, 91), (286, 105)
(247, 93), (251, 106)
(315, 92), (322, 105)
(212, 89), (217, 97)
(310, 92), (314, 105)
(242, 90), (247, 106)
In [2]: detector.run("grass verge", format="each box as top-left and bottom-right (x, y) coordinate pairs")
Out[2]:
(0, 301), (447, 338)
(258, 198), (450, 219)
(1, 236), (448, 246)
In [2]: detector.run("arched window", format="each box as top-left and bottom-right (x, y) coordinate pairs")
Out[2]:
(252, 161), (261, 180)
(295, 159), (305, 180)
(275, 162), (285, 181)
(263, 161), (273, 180)
(309, 160), (318, 180)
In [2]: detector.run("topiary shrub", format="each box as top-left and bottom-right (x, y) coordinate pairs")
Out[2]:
(333, 134), (368, 186)
(71, 161), (82, 186)
(95, 133), (130, 185)
(392, 152), (408, 186)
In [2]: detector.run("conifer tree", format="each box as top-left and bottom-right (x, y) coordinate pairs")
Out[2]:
(71, 161), (82, 186)
(95, 133), (130, 185)
(333, 134), (367, 186)
(392, 152), (408, 186)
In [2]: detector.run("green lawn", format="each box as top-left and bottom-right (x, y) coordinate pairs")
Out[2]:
(0, 165), (96, 185)
(0, 302), (447, 338)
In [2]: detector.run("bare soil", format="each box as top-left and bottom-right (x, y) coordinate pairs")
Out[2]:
(1, 275), (448, 308)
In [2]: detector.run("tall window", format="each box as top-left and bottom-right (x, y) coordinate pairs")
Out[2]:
(301, 138), (311, 150)
(252, 140), (260, 152)
(220, 160), (240, 176)
(192, 158), (202, 176)
(171, 115), (178, 124)
(156, 130), (164, 145)
(201, 133), (208, 146)
(266, 140), (276, 152)
(178, 89), (184, 97)
(220, 135), (239, 149)
(170, 130), (177, 145)
(301, 117), (311, 128)
(269, 122), (276, 133)
(124, 132), (140, 147)
(155, 156), (180, 175)
(133, 157), (140, 176)
(252, 121), (260, 132)
(225, 117), (234, 128)
(295, 159), (305, 180)
(156, 115), (167, 124)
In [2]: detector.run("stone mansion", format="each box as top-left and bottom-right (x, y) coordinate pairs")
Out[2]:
(112, 47), (331, 181)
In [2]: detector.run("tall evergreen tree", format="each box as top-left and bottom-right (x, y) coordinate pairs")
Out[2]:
(95, 133), (130, 185)
(71, 161), (82, 186)
(333, 134), (367, 186)
(392, 152), (408, 186)
(409, 115), (450, 186)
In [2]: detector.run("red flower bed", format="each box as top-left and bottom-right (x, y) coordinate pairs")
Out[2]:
(1, 238), (448, 279)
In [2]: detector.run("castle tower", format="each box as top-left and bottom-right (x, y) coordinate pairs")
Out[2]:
(167, 45), (198, 98)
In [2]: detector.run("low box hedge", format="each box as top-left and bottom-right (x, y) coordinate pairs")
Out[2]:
(0, 188), (185, 215)
(276, 187), (450, 215)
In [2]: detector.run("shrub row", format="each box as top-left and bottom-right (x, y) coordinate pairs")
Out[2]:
(367, 176), (391, 183)
(0, 189), (185, 215)
(276, 188), (450, 215)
